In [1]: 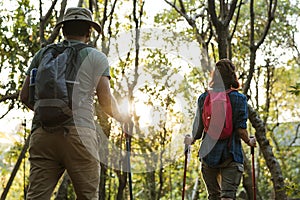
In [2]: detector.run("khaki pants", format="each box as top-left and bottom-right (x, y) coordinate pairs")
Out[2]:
(201, 158), (244, 200)
(26, 126), (100, 200)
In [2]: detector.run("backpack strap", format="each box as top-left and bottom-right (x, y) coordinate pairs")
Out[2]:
(225, 88), (239, 147)
(226, 88), (238, 94)
(43, 41), (92, 58)
(63, 42), (92, 82)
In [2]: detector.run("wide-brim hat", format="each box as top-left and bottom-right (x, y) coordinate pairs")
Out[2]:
(55, 7), (101, 33)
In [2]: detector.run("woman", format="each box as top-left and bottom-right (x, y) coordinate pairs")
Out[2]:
(185, 59), (256, 200)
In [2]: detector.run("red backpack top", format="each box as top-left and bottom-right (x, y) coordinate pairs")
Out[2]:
(202, 90), (235, 140)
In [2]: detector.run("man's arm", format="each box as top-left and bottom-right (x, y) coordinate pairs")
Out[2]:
(96, 76), (128, 122)
(20, 75), (34, 110)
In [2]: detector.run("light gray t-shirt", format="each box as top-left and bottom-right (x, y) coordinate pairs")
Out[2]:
(26, 40), (110, 131)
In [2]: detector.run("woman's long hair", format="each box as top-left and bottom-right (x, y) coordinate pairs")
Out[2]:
(209, 59), (240, 90)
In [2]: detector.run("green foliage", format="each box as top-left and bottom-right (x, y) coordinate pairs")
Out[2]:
(0, 0), (39, 110)
(0, 127), (29, 199)
(267, 122), (300, 199)
(289, 82), (300, 96)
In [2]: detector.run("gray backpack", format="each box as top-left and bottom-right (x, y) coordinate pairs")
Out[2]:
(33, 42), (89, 128)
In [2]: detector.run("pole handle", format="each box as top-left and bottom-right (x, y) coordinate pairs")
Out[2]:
(250, 135), (254, 154)
(123, 121), (134, 139)
(184, 144), (190, 154)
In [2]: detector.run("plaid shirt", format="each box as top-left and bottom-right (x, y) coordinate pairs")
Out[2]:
(192, 90), (248, 167)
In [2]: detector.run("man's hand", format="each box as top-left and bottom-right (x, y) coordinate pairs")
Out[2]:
(115, 112), (132, 124)
(184, 134), (194, 146)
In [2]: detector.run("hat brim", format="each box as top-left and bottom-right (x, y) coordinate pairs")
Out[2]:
(55, 19), (102, 33)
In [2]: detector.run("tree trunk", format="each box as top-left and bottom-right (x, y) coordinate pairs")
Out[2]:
(216, 25), (230, 59)
(146, 171), (156, 199)
(242, 151), (255, 200)
(248, 105), (287, 200)
(157, 162), (164, 200)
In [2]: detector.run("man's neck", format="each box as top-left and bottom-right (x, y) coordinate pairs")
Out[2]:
(65, 35), (87, 43)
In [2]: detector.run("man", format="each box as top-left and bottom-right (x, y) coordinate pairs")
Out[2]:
(20, 7), (130, 199)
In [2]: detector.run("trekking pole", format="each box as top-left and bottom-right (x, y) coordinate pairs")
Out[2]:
(23, 119), (27, 199)
(124, 122), (133, 200)
(182, 143), (190, 200)
(250, 136), (256, 200)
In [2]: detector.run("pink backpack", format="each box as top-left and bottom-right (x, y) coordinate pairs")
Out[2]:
(202, 90), (234, 140)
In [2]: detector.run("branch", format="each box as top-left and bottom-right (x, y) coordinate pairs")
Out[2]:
(133, 0), (138, 26)
(164, 0), (194, 27)
(39, 0), (43, 43)
(269, 122), (281, 151)
(41, 0), (58, 22)
(0, 91), (19, 119)
(101, 0), (109, 29)
(292, 32), (300, 59)
(208, 0), (238, 28)
(46, 0), (68, 46)
(89, 0), (93, 12)
(250, 0), (255, 49)
(205, 21), (213, 47)
(224, 0), (238, 26)
(138, 1), (145, 28)
(0, 91), (19, 103)
(207, 0), (220, 27)
(244, 0), (277, 95)
(164, 0), (211, 69)
(230, 0), (243, 40)
(132, 0), (141, 93)
(77, 0), (84, 6)
(100, 0), (109, 51)
(255, 0), (277, 48)
(0, 101), (15, 119)
(289, 123), (300, 148)
(165, 0), (208, 49)
(100, 0), (118, 53)
(178, 0), (186, 14)
(263, 60), (272, 124)
(164, 0), (182, 15)
(0, 107), (12, 119)
(39, 0), (58, 46)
